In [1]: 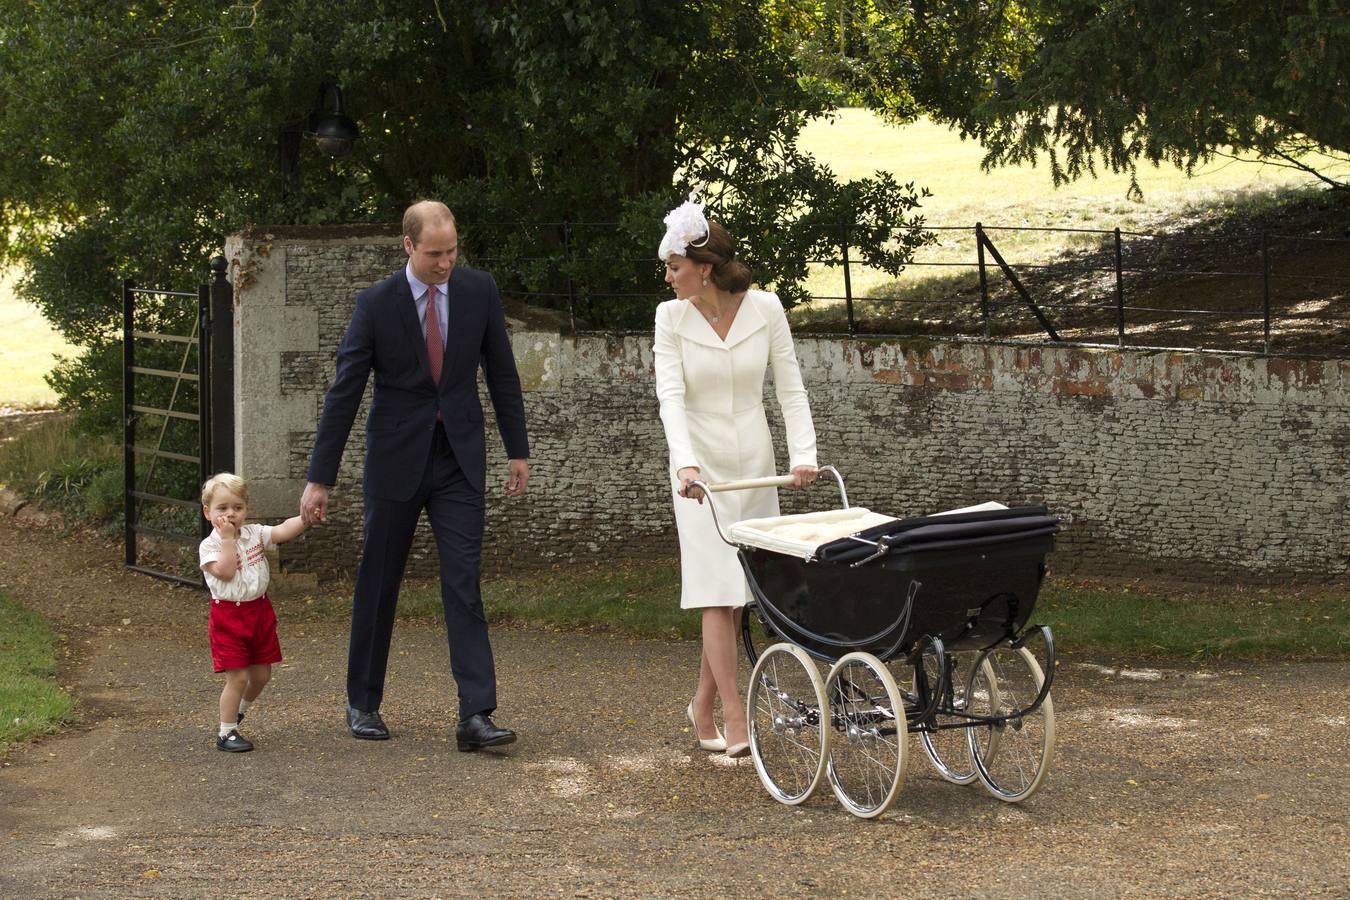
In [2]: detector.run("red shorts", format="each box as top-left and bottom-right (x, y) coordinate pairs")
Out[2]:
(209, 594), (283, 673)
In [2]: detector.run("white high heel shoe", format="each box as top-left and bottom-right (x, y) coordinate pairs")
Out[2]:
(687, 702), (727, 752)
(723, 740), (751, 759)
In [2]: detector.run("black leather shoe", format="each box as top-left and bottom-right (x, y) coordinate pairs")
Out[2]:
(216, 729), (253, 752)
(347, 705), (390, 740)
(456, 713), (516, 752)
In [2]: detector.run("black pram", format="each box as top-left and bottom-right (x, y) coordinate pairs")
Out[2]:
(697, 467), (1061, 818)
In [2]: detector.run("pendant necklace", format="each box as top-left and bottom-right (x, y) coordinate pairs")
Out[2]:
(700, 297), (736, 326)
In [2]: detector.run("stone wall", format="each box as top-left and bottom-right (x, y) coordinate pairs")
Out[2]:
(225, 230), (1349, 585)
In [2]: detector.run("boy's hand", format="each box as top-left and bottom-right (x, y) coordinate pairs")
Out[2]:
(213, 514), (237, 540)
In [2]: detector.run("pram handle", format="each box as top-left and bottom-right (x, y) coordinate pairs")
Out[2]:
(705, 474), (797, 492)
(692, 465), (849, 547)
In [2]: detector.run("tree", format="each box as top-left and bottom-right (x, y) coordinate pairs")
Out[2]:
(775, 1), (1349, 194)
(0, 0), (932, 431)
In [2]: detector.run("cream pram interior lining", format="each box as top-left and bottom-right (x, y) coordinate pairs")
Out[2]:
(726, 501), (1010, 560)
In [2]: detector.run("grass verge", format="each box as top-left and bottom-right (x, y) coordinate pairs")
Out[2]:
(0, 413), (123, 522)
(0, 591), (75, 755)
(306, 563), (1348, 661)
(388, 562), (695, 641)
(1041, 583), (1349, 660)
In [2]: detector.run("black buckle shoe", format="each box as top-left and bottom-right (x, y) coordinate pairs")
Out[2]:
(347, 705), (390, 740)
(456, 713), (516, 752)
(216, 729), (253, 752)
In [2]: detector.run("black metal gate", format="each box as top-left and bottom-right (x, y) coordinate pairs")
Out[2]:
(122, 257), (233, 587)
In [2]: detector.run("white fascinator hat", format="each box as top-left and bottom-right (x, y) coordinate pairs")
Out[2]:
(658, 191), (711, 262)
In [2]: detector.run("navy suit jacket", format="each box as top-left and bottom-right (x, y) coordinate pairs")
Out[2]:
(307, 265), (529, 501)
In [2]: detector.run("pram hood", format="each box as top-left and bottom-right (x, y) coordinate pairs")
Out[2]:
(815, 503), (1060, 564)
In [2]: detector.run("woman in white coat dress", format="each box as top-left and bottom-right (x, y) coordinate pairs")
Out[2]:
(653, 194), (818, 758)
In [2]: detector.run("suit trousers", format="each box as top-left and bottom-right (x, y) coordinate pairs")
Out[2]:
(347, 426), (496, 718)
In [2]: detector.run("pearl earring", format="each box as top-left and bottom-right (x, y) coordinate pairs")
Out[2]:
(702, 278), (708, 287)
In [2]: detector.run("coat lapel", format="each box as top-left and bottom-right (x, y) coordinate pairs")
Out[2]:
(441, 268), (462, 378)
(391, 273), (433, 379)
(671, 299), (722, 348)
(721, 291), (767, 349)
(671, 292), (768, 350)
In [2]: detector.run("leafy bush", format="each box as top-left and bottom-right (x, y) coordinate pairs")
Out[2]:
(34, 457), (107, 505)
(0, 415), (123, 523)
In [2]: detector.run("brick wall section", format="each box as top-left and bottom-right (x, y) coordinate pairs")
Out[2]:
(225, 231), (1348, 585)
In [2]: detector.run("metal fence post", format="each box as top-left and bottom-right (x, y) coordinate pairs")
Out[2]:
(208, 255), (234, 475)
(196, 280), (212, 538)
(1114, 228), (1126, 347)
(840, 221), (855, 336)
(562, 220), (577, 332)
(122, 279), (137, 568)
(1262, 232), (1271, 354)
(975, 223), (990, 338)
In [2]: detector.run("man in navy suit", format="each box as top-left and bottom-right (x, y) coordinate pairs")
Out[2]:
(300, 200), (529, 751)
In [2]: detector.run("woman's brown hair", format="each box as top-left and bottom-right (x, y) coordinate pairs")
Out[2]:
(683, 220), (752, 294)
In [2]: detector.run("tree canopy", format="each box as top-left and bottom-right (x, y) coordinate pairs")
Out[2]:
(0, 0), (929, 301)
(0, 0), (934, 428)
(778, 0), (1349, 194)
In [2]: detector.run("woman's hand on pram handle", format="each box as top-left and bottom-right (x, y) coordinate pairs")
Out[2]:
(677, 466), (706, 503)
(681, 466), (828, 504)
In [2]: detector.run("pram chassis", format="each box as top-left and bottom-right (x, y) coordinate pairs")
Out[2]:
(693, 467), (1059, 817)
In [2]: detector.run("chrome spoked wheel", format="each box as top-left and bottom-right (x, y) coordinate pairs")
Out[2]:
(824, 652), (907, 818)
(967, 646), (1055, 802)
(919, 650), (995, 785)
(748, 642), (830, 805)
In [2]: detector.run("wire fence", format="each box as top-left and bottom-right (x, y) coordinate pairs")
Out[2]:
(464, 220), (1350, 356)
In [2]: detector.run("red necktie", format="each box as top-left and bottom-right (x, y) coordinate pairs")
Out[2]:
(426, 285), (443, 385)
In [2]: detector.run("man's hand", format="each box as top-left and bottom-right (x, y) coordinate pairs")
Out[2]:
(505, 459), (529, 497)
(301, 482), (330, 525)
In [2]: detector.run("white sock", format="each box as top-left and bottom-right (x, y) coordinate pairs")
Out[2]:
(219, 722), (236, 738)
(238, 699), (251, 716)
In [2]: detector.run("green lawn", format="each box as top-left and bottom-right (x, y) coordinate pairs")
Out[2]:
(792, 110), (1341, 324)
(1042, 584), (1348, 660)
(799, 110), (1332, 217)
(0, 591), (74, 754)
(0, 269), (73, 407)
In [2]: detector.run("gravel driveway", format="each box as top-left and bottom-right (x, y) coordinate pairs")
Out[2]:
(0, 517), (1346, 897)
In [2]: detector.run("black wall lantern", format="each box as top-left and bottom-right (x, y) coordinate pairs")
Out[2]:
(279, 76), (360, 201)
(305, 78), (360, 158)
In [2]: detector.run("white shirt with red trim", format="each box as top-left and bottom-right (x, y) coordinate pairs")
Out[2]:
(199, 524), (276, 602)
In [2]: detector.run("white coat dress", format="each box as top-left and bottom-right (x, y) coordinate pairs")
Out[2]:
(653, 289), (818, 608)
